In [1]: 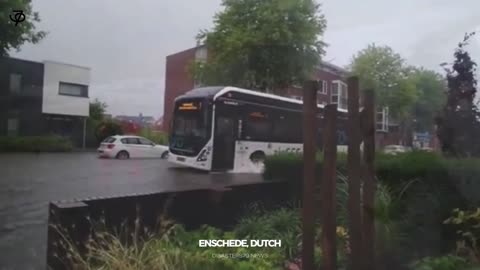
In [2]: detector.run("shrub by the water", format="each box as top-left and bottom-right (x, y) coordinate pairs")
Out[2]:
(0, 136), (73, 152)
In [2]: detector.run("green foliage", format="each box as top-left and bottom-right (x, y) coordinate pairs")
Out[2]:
(234, 206), (302, 260)
(436, 32), (480, 157)
(263, 151), (347, 184)
(410, 68), (447, 132)
(194, 0), (327, 91)
(0, 135), (73, 152)
(410, 255), (470, 270)
(89, 99), (107, 122)
(444, 208), (480, 261)
(66, 208), (309, 270)
(139, 128), (168, 145)
(349, 44), (417, 115)
(95, 120), (123, 143)
(0, 0), (47, 56)
(375, 151), (446, 184)
(348, 44), (451, 145)
(264, 151), (480, 261)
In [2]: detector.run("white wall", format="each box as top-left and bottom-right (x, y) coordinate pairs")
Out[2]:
(42, 61), (90, 116)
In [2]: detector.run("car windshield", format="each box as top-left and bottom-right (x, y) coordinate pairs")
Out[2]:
(169, 99), (210, 156)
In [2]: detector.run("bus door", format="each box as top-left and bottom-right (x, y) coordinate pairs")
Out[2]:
(212, 115), (237, 171)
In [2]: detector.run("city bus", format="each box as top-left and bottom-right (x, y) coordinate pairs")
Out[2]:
(168, 86), (348, 173)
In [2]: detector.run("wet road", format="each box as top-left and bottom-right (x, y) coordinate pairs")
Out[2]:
(0, 153), (262, 270)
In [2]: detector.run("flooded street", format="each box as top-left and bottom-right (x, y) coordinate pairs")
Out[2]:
(0, 153), (261, 269)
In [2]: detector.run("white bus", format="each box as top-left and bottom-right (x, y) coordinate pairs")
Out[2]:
(168, 86), (349, 173)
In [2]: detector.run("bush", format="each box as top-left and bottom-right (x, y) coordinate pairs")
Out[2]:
(139, 129), (169, 145)
(410, 255), (471, 270)
(0, 136), (73, 152)
(263, 151), (347, 184)
(95, 120), (123, 143)
(264, 151), (480, 262)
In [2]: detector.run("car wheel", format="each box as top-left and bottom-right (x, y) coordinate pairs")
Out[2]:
(116, 151), (130, 160)
(250, 151), (266, 163)
(161, 151), (169, 159)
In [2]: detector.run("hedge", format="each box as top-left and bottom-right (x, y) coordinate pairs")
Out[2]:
(264, 150), (480, 256)
(264, 151), (479, 188)
(0, 136), (74, 152)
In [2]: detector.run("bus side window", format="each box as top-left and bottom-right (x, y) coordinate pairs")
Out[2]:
(244, 112), (271, 141)
(272, 113), (302, 143)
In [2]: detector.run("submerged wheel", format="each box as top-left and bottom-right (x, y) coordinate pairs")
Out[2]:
(250, 151), (266, 163)
(116, 151), (130, 160)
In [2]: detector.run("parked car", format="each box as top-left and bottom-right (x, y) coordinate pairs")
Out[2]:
(97, 135), (169, 159)
(383, 145), (409, 155)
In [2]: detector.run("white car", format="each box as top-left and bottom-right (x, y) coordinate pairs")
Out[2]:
(383, 145), (409, 155)
(97, 135), (169, 159)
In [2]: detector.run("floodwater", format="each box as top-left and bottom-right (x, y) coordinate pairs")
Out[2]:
(0, 153), (261, 269)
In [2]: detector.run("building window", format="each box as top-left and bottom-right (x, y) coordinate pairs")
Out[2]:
(59, 82), (88, 97)
(339, 82), (348, 110)
(331, 82), (338, 104)
(9, 73), (22, 93)
(7, 118), (19, 136)
(376, 107), (389, 132)
(195, 47), (208, 62)
(331, 81), (348, 110)
(318, 80), (328, 94)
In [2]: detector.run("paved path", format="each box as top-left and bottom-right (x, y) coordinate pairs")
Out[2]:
(0, 153), (262, 269)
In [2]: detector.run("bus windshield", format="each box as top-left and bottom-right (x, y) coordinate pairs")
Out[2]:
(170, 99), (210, 156)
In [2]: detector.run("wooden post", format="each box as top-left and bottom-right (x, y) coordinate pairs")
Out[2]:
(302, 80), (318, 270)
(347, 76), (363, 270)
(362, 89), (376, 270)
(322, 104), (338, 270)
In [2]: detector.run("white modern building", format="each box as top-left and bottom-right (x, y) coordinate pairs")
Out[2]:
(0, 57), (91, 147)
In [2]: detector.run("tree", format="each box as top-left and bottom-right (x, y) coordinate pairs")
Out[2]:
(86, 99), (108, 146)
(193, 0), (327, 92)
(436, 32), (480, 157)
(1, 0), (47, 56)
(409, 68), (447, 132)
(350, 44), (418, 144)
(349, 44), (416, 114)
(89, 99), (107, 122)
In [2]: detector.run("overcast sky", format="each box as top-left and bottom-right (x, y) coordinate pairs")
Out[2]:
(12, 0), (480, 118)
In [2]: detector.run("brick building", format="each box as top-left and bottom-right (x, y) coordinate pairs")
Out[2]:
(162, 45), (409, 148)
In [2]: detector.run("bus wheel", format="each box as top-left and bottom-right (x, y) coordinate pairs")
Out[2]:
(250, 151), (266, 163)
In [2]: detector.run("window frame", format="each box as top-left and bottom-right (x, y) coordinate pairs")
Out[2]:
(7, 117), (19, 136)
(58, 82), (89, 98)
(9, 73), (22, 93)
(139, 137), (155, 146)
(318, 80), (328, 94)
(331, 80), (348, 110)
(376, 106), (389, 132)
(123, 137), (141, 144)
